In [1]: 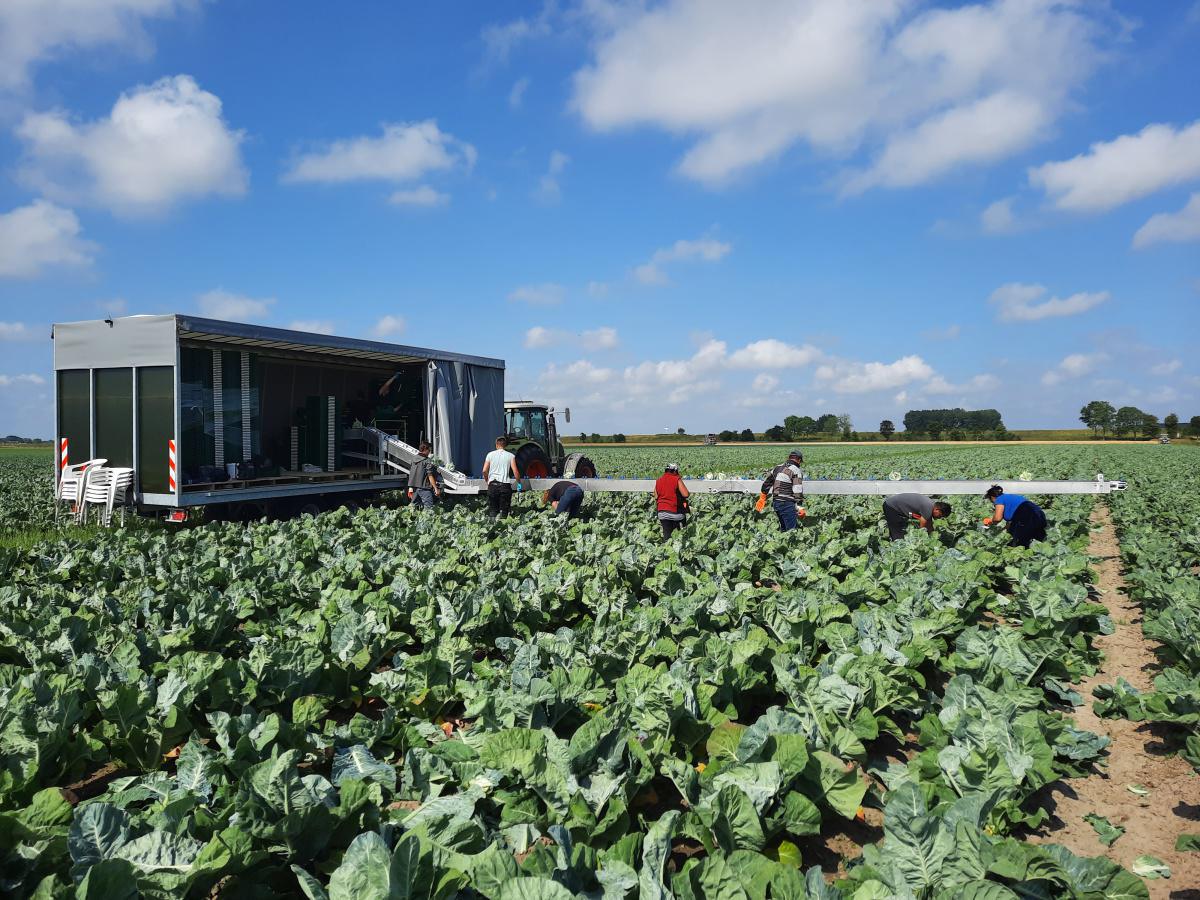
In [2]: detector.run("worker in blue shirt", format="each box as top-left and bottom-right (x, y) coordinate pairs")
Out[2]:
(983, 485), (1047, 547)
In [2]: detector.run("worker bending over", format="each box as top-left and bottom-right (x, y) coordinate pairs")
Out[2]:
(406, 441), (441, 509)
(883, 493), (952, 541)
(764, 450), (806, 532)
(481, 436), (521, 519)
(543, 480), (584, 520)
(983, 485), (1046, 547)
(655, 463), (690, 540)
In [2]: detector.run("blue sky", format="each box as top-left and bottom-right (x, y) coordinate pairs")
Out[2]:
(1, 0), (1198, 437)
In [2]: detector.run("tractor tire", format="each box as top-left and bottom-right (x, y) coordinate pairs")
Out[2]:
(514, 443), (553, 478)
(562, 452), (597, 478)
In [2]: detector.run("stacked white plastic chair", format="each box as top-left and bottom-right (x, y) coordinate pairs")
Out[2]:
(55, 459), (106, 523)
(78, 466), (115, 525)
(105, 467), (135, 526)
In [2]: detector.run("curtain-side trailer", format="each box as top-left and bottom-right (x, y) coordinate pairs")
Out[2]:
(52, 314), (504, 519)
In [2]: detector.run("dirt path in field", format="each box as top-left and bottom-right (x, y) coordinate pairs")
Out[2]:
(1030, 502), (1200, 899)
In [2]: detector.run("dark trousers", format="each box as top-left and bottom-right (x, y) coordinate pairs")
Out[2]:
(660, 516), (684, 540)
(1009, 501), (1047, 547)
(883, 504), (909, 541)
(412, 488), (436, 510)
(774, 499), (799, 532)
(555, 484), (584, 519)
(487, 482), (513, 518)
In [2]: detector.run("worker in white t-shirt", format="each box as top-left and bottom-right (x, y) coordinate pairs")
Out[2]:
(481, 435), (521, 518)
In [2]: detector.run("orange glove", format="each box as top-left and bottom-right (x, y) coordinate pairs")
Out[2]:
(797, 507), (807, 518)
(755, 492), (767, 512)
(983, 517), (993, 526)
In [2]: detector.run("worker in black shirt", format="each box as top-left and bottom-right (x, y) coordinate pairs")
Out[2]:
(407, 441), (441, 509)
(543, 480), (584, 519)
(882, 493), (951, 540)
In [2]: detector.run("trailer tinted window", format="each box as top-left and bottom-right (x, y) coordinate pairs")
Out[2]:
(57, 369), (91, 465)
(94, 368), (133, 468)
(137, 367), (174, 494)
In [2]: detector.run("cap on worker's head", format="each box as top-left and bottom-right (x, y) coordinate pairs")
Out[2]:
(665, 463), (680, 473)
(495, 435), (508, 446)
(788, 449), (804, 462)
(984, 484), (1003, 500)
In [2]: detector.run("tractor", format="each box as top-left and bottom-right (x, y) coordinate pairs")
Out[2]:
(503, 401), (597, 478)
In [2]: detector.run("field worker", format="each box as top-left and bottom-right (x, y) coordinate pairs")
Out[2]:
(543, 480), (584, 519)
(481, 436), (521, 519)
(764, 450), (806, 532)
(406, 441), (441, 509)
(983, 485), (1047, 547)
(655, 463), (690, 540)
(882, 493), (952, 541)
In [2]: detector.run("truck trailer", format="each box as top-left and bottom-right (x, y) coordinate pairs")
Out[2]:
(52, 314), (504, 519)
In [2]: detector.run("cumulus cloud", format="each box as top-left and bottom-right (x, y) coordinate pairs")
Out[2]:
(481, 2), (554, 66)
(508, 283), (566, 305)
(989, 282), (1108, 322)
(752, 373), (780, 392)
(582, 326), (619, 350)
(509, 76), (531, 109)
(283, 120), (475, 186)
(0, 0), (191, 90)
(388, 185), (450, 207)
(18, 75), (247, 216)
(1041, 352), (1109, 386)
(1029, 120), (1200, 213)
(922, 373), (1000, 395)
(570, 0), (1113, 188)
(815, 355), (934, 394)
(1150, 359), (1181, 376)
(288, 319), (336, 335)
(727, 339), (821, 369)
(981, 197), (1018, 234)
(536, 150), (569, 203)
(524, 326), (564, 349)
(372, 315), (406, 338)
(196, 289), (274, 323)
(1133, 192), (1200, 249)
(0, 373), (48, 387)
(1, 322), (37, 341)
(634, 237), (731, 285)
(0, 200), (96, 278)
(525, 325), (620, 351)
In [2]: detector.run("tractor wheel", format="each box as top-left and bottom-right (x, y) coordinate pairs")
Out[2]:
(515, 443), (553, 478)
(563, 452), (597, 478)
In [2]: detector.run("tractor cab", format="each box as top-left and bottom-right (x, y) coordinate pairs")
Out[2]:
(503, 401), (596, 478)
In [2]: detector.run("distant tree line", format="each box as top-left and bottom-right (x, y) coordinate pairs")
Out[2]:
(1079, 401), (1197, 439)
(576, 433), (626, 443)
(759, 413), (856, 442)
(1, 435), (50, 444)
(902, 408), (1007, 440)
(716, 429), (757, 442)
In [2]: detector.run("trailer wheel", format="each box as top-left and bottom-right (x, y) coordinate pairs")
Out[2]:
(515, 443), (553, 478)
(562, 452), (597, 478)
(295, 498), (325, 518)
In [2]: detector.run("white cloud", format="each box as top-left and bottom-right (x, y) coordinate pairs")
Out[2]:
(816, 355), (934, 394)
(388, 185), (450, 207)
(571, 0), (1112, 188)
(752, 373), (780, 392)
(288, 320), (335, 335)
(1029, 120), (1200, 213)
(536, 150), (570, 203)
(1041, 351), (1109, 386)
(894, 390), (909, 404)
(922, 373), (1000, 395)
(481, 2), (554, 66)
(508, 283), (566, 306)
(509, 76), (531, 109)
(0, 200), (95, 278)
(1150, 359), (1182, 376)
(524, 326), (565, 349)
(18, 75), (246, 216)
(634, 236), (731, 285)
(1, 322), (36, 341)
(582, 326), (619, 350)
(283, 120), (476, 185)
(372, 315), (406, 338)
(1133, 192), (1200, 249)
(587, 280), (609, 298)
(727, 339), (820, 369)
(0, 0), (190, 90)
(0, 373), (48, 387)
(981, 197), (1017, 234)
(989, 282), (1108, 322)
(196, 290), (274, 323)
(98, 298), (127, 315)
(923, 323), (961, 341)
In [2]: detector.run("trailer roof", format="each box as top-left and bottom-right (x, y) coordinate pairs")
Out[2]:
(53, 315), (504, 370)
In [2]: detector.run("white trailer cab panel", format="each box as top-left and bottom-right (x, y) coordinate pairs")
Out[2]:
(52, 314), (504, 511)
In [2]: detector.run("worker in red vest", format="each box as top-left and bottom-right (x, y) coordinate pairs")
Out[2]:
(654, 463), (690, 540)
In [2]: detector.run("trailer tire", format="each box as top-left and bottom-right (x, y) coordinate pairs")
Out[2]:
(562, 452), (597, 478)
(515, 443), (553, 478)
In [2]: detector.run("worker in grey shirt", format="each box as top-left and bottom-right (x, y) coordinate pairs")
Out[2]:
(407, 441), (441, 509)
(882, 493), (951, 541)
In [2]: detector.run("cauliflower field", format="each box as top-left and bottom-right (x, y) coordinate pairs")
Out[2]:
(1, 444), (1197, 899)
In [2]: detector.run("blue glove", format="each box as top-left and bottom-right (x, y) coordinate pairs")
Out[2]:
(515, 482), (523, 492)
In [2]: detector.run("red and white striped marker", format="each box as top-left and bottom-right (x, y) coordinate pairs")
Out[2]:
(59, 437), (69, 472)
(168, 439), (177, 491)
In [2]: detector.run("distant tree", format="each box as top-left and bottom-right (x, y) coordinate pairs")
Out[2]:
(836, 414), (853, 433)
(784, 415), (818, 437)
(1079, 400), (1116, 437)
(1113, 406), (1144, 437)
(949, 428), (965, 441)
(879, 419), (895, 440)
(719, 429), (736, 442)
(612, 433), (626, 443)
(1164, 413), (1179, 437)
(817, 413), (839, 434)
(1190, 415), (1200, 437)
(764, 424), (788, 441)
(579, 432), (588, 443)
(1141, 414), (1160, 440)
(927, 420), (944, 440)
(590, 432), (601, 442)
(676, 427), (686, 436)
(739, 428), (755, 442)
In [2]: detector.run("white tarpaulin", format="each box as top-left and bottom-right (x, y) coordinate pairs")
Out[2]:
(425, 360), (504, 476)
